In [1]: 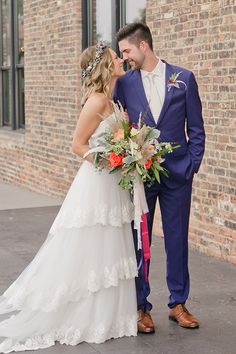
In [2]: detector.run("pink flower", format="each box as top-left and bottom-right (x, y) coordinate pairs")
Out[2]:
(113, 129), (124, 142)
(146, 145), (154, 153)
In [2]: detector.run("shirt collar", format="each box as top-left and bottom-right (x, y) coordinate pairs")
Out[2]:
(141, 58), (165, 79)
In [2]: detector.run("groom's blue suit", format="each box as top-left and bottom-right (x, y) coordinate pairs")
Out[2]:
(114, 60), (205, 310)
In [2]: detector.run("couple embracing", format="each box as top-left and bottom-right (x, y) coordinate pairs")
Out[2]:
(0, 23), (205, 353)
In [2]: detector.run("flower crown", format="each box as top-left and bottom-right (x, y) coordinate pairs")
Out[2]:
(81, 40), (108, 79)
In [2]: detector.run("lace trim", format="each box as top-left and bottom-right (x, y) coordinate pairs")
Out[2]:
(2, 258), (137, 312)
(50, 204), (134, 233)
(88, 257), (137, 292)
(0, 316), (137, 352)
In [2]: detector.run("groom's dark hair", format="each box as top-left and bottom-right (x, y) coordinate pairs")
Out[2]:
(116, 22), (153, 51)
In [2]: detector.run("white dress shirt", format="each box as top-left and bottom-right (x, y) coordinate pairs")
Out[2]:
(141, 59), (166, 123)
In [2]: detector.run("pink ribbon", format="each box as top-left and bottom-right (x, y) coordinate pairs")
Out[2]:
(141, 212), (151, 282)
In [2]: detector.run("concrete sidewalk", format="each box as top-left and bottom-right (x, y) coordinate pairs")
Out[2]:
(0, 182), (236, 354)
(0, 182), (62, 210)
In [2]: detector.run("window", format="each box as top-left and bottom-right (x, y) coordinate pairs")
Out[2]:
(0, 0), (24, 130)
(82, 0), (146, 50)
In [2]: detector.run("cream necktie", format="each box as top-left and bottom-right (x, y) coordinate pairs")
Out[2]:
(146, 73), (162, 123)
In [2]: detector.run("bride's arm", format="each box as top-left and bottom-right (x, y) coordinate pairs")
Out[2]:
(72, 95), (107, 162)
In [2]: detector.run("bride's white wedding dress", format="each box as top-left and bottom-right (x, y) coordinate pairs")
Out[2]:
(0, 114), (137, 353)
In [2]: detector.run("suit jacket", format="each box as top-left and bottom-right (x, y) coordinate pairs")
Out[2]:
(113, 60), (205, 187)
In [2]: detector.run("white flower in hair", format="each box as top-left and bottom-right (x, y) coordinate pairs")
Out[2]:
(82, 40), (108, 79)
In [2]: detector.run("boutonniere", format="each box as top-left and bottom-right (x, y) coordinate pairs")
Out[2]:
(167, 72), (187, 92)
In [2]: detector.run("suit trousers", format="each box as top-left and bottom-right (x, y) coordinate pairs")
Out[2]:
(133, 177), (193, 310)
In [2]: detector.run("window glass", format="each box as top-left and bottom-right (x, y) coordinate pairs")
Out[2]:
(126, 0), (146, 24)
(2, 0), (10, 66)
(17, 0), (24, 65)
(2, 70), (10, 125)
(94, 0), (113, 46)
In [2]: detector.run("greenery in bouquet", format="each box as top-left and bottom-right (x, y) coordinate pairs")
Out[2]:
(94, 102), (180, 191)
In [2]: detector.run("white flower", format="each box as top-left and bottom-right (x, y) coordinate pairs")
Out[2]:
(130, 127), (139, 137)
(129, 139), (139, 156)
(165, 143), (172, 149)
(148, 128), (160, 140)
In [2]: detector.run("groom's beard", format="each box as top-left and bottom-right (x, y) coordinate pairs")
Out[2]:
(127, 56), (145, 70)
(128, 61), (142, 70)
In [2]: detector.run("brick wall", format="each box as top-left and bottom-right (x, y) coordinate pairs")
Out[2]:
(149, 0), (236, 263)
(0, 0), (82, 198)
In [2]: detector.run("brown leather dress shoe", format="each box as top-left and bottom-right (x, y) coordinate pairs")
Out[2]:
(137, 310), (155, 333)
(169, 304), (199, 329)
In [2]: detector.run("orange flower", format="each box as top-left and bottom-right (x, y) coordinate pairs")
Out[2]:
(145, 159), (152, 170)
(109, 152), (124, 167)
(113, 129), (124, 142)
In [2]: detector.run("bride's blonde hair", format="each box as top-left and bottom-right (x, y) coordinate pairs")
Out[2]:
(80, 46), (114, 106)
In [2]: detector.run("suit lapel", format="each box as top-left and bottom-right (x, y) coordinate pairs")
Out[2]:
(156, 61), (174, 127)
(132, 70), (156, 126)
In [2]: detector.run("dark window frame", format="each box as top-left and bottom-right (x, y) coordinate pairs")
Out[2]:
(14, 0), (25, 129)
(0, 0), (24, 130)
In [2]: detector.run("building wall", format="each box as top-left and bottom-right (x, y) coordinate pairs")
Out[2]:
(0, 0), (235, 263)
(0, 0), (82, 198)
(149, 0), (236, 263)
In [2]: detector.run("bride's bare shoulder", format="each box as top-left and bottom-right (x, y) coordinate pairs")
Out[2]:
(86, 93), (109, 109)
(83, 93), (111, 119)
(78, 94), (111, 124)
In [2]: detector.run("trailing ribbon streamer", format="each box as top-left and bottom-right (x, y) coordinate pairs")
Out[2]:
(133, 178), (149, 247)
(133, 178), (150, 282)
(141, 212), (150, 282)
(83, 146), (105, 159)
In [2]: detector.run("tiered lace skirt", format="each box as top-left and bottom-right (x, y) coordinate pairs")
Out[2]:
(0, 161), (137, 353)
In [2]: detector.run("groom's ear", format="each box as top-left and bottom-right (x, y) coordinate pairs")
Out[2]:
(139, 41), (148, 52)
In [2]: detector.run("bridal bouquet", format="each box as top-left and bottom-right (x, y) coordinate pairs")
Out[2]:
(93, 102), (179, 191)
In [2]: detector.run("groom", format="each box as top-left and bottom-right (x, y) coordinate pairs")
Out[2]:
(114, 23), (205, 333)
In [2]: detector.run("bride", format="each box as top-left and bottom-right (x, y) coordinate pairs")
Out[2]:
(0, 41), (137, 353)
